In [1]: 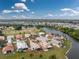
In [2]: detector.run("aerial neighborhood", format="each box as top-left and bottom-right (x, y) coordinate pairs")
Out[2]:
(0, 28), (64, 55)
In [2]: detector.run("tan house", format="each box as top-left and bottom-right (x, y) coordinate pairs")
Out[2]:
(2, 43), (14, 54)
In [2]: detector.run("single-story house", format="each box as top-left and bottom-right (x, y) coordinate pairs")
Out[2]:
(2, 43), (14, 54)
(29, 40), (40, 50)
(51, 38), (61, 47)
(16, 34), (23, 40)
(25, 34), (31, 38)
(16, 40), (28, 51)
(36, 36), (48, 42)
(38, 32), (45, 36)
(45, 33), (53, 40)
(7, 35), (14, 44)
(38, 41), (48, 51)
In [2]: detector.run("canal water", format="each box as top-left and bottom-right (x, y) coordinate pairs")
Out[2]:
(42, 28), (79, 59)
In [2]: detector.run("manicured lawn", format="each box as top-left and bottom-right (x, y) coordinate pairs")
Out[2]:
(0, 40), (70, 59)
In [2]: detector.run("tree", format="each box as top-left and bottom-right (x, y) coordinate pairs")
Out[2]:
(14, 25), (22, 30)
(39, 54), (43, 58)
(30, 53), (33, 59)
(0, 30), (4, 36)
(49, 55), (56, 59)
(0, 40), (6, 48)
(21, 57), (24, 59)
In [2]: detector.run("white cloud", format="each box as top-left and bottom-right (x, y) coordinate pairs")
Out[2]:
(61, 8), (79, 14)
(47, 13), (53, 17)
(21, 0), (26, 2)
(11, 6), (14, 9)
(2, 10), (12, 13)
(61, 8), (72, 11)
(43, 13), (54, 19)
(2, 10), (24, 13)
(31, 0), (35, 2)
(12, 3), (30, 11)
(59, 13), (74, 17)
(60, 8), (79, 16)
(12, 15), (26, 19)
(31, 11), (35, 14)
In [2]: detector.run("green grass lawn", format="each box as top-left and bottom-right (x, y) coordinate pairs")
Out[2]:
(0, 40), (71, 59)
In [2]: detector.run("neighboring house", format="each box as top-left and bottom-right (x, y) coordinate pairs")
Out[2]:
(39, 41), (48, 51)
(36, 36), (49, 51)
(25, 34), (31, 38)
(16, 40), (28, 51)
(2, 43), (14, 54)
(60, 36), (64, 40)
(7, 35), (14, 44)
(51, 38), (61, 47)
(38, 32), (45, 36)
(29, 40), (40, 50)
(36, 36), (48, 42)
(16, 34), (23, 40)
(45, 33), (53, 40)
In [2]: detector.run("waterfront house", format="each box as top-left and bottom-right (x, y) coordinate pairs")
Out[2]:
(45, 33), (53, 40)
(51, 37), (61, 47)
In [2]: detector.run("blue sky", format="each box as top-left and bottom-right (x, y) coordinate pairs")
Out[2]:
(0, 0), (79, 19)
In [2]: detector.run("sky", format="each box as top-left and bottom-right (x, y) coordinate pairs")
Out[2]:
(0, 0), (79, 19)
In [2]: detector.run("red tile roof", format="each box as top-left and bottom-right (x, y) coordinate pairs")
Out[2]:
(16, 35), (23, 40)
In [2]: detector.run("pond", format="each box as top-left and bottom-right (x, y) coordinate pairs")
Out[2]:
(42, 27), (79, 59)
